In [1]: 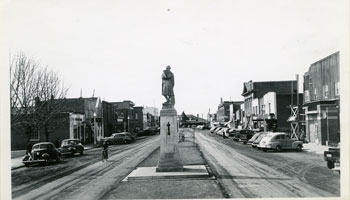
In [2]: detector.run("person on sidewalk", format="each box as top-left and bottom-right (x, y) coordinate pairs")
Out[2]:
(25, 142), (33, 160)
(299, 129), (306, 143)
(26, 142), (32, 155)
(102, 141), (109, 162)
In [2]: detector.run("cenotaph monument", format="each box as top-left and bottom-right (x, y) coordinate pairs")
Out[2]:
(156, 65), (183, 172)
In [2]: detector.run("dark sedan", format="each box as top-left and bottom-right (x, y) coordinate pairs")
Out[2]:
(22, 142), (61, 167)
(58, 139), (84, 156)
(102, 132), (133, 144)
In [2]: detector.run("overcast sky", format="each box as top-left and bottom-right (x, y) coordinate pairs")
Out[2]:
(1, 0), (349, 115)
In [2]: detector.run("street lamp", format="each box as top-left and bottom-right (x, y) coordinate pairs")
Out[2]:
(93, 112), (97, 145)
(127, 116), (130, 133)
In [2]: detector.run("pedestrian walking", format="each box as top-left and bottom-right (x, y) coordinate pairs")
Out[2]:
(299, 129), (306, 143)
(26, 142), (33, 158)
(102, 141), (109, 162)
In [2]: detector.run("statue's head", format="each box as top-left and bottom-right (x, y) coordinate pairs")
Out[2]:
(166, 65), (171, 70)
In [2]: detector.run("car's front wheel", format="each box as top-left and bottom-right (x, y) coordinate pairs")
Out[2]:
(327, 161), (334, 169)
(296, 145), (302, 152)
(42, 154), (50, 165)
(275, 145), (281, 152)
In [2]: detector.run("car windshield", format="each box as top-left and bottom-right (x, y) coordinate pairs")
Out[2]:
(68, 140), (78, 145)
(250, 133), (261, 140)
(33, 144), (52, 150)
(62, 140), (78, 146)
(256, 134), (266, 141)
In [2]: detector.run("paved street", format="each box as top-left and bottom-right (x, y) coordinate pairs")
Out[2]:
(196, 130), (340, 198)
(12, 136), (159, 200)
(11, 129), (340, 199)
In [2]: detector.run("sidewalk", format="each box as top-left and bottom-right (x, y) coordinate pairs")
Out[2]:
(11, 144), (97, 170)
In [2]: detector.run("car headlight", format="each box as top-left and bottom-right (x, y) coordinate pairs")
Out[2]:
(326, 154), (332, 158)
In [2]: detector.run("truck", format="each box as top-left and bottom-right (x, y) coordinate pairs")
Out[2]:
(323, 143), (340, 173)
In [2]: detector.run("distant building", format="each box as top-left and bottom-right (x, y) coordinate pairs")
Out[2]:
(11, 97), (104, 150)
(216, 98), (243, 128)
(110, 101), (158, 133)
(235, 103), (245, 129)
(102, 101), (115, 137)
(241, 80), (302, 132)
(303, 52), (340, 145)
(180, 112), (207, 127)
(110, 101), (135, 132)
(143, 107), (159, 129)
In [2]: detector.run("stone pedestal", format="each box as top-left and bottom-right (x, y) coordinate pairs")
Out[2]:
(156, 106), (183, 172)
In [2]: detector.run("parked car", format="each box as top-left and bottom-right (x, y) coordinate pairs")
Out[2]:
(196, 125), (204, 129)
(258, 132), (303, 152)
(324, 143), (340, 172)
(22, 142), (62, 167)
(214, 127), (223, 135)
(251, 132), (267, 148)
(102, 132), (133, 144)
(217, 128), (228, 136)
(227, 128), (236, 137)
(58, 139), (84, 156)
(232, 129), (241, 141)
(239, 129), (255, 144)
(139, 127), (159, 136)
(247, 132), (263, 145)
(210, 127), (220, 133)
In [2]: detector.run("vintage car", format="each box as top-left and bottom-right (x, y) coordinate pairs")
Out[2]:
(251, 132), (267, 148)
(102, 132), (133, 144)
(226, 128), (236, 137)
(247, 132), (264, 145)
(58, 139), (84, 156)
(139, 127), (160, 136)
(258, 132), (303, 152)
(209, 126), (217, 133)
(232, 129), (242, 141)
(238, 129), (255, 144)
(213, 127), (223, 135)
(22, 142), (62, 167)
(324, 143), (340, 172)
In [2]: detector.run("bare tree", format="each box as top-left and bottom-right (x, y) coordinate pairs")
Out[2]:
(35, 67), (69, 141)
(10, 52), (69, 142)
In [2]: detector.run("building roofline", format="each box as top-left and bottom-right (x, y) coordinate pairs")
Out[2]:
(251, 80), (297, 84)
(309, 51), (339, 66)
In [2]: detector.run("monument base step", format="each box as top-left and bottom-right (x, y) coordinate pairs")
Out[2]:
(123, 165), (212, 181)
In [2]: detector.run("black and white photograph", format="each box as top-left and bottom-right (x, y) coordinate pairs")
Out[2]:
(0, 0), (349, 199)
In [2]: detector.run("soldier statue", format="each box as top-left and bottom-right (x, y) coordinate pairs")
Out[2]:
(162, 66), (175, 106)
